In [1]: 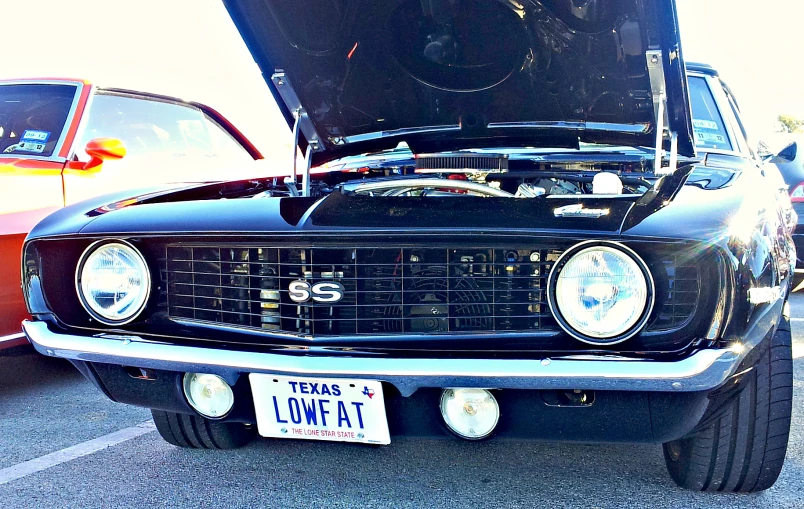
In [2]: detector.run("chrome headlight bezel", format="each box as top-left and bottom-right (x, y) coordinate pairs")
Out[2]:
(75, 240), (151, 326)
(547, 241), (655, 345)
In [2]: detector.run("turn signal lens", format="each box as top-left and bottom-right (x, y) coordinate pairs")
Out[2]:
(440, 388), (499, 440)
(183, 373), (234, 419)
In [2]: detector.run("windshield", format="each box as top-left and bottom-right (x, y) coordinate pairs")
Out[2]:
(75, 92), (254, 164)
(0, 83), (77, 158)
(688, 76), (733, 152)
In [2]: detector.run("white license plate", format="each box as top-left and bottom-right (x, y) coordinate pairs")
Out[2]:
(250, 374), (390, 445)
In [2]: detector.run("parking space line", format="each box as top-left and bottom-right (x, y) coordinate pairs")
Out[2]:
(0, 420), (155, 486)
(792, 318), (804, 322)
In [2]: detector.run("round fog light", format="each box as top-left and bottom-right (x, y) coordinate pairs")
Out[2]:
(183, 373), (234, 419)
(440, 388), (499, 440)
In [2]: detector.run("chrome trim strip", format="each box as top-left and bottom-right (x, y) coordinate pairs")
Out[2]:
(343, 125), (461, 144)
(0, 79), (83, 86)
(0, 332), (27, 344)
(0, 154), (67, 163)
(698, 147), (745, 159)
(24, 320), (742, 396)
(347, 178), (514, 197)
(487, 121), (652, 134)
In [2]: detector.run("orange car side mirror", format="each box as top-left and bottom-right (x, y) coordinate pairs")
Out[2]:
(83, 138), (126, 170)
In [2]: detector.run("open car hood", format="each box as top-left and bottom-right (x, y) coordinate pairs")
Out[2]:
(224, 0), (695, 165)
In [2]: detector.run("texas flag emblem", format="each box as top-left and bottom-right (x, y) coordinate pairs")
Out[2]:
(362, 386), (375, 399)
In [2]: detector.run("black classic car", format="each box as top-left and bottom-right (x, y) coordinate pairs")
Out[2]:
(20, 0), (795, 493)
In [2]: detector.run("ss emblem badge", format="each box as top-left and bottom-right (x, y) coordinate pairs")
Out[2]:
(288, 280), (345, 304)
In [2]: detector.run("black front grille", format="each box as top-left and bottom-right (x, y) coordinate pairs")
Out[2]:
(651, 256), (701, 331)
(165, 246), (561, 336)
(163, 244), (700, 338)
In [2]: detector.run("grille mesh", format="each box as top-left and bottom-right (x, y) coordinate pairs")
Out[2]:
(415, 154), (508, 173)
(651, 256), (701, 331)
(164, 245), (699, 337)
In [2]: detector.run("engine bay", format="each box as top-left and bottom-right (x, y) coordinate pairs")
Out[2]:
(246, 151), (657, 200)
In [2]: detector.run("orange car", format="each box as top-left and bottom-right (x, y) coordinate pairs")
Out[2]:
(0, 78), (263, 348)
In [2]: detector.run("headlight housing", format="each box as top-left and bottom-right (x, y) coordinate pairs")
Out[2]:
(76, 241), (151, 325)
(548, 242), (654, 344)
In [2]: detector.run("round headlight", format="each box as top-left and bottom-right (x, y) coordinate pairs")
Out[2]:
(76, 241), (150, 325)
(548, 243), (653, 344)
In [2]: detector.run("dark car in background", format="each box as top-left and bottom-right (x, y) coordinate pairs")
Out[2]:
(20, 0), (794, 493)
(768, 138), (804, 277)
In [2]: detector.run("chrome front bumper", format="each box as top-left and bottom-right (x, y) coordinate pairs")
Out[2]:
(23, 320), (745, 396)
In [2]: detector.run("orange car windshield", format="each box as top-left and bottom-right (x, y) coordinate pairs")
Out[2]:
(0, 83), (77, 158)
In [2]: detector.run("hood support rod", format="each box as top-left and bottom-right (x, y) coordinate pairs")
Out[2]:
(285, 108), (318, 196)
(285, 108), (316, 197)
(302, 144), (313, 196)
(272, 71), (323, 197)
(651, 94), (679, 176)
(647, 50), (679, 175)
(286, 109), (302, 197)
(653, 93), (665, 171)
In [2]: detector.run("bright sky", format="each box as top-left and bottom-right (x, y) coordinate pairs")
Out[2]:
(676, 0), (804, 145)
(2, 0), (802, 156)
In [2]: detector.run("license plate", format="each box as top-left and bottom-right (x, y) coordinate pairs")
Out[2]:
(249, 374), (390, 445)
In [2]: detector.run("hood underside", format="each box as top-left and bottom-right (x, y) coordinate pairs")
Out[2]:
(225, 0), (695, 164)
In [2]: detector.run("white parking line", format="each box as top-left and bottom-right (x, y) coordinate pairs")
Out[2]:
(0, 420), (155, 486)
(791, 318), (804, 322)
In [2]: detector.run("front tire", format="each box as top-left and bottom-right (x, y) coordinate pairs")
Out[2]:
(662, 316), (793, 492)
(152, 410), (256, 449)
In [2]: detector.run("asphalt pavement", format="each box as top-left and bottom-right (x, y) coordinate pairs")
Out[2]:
(1, 297), (802, 508)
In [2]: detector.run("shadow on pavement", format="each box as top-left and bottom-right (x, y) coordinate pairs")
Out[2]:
(0, 352), (85, 404)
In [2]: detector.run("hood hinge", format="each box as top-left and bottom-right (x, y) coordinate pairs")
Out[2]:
(647, 51), (678, 176)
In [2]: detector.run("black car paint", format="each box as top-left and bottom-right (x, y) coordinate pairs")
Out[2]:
(20, 160), (760, 241)
(23, 154), (789, 356)
(75, 360), (713, 443)
(22, 233), (716, 357)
